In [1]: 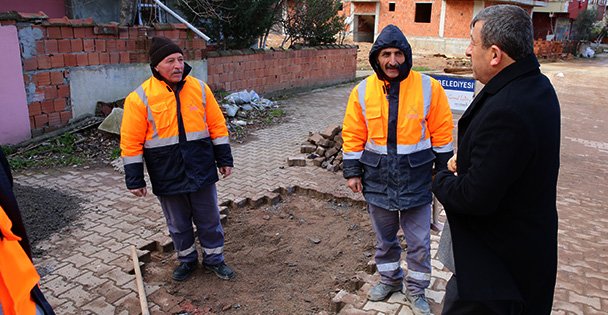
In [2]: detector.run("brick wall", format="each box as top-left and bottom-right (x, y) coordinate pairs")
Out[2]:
(1, 13), (206, 136)
(206, 46), (357, 95)
(3, 13), (356, 139)
(444, 1), (474, 38)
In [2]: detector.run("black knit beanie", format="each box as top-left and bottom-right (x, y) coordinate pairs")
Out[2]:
(149, 37), (183, 67)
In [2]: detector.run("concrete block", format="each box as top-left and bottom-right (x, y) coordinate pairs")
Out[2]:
(287, 157), (306, 166)
(318, 138), (334, 148)
(321, 124), (341, 138)
(325, 147), (339, 158)
(301, 144), (317, 153)
(308, 132), (324, 144)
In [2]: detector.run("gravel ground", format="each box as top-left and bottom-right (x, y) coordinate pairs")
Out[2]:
(13, 183), (84, 257)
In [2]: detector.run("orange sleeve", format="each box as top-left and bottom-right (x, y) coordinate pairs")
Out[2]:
(342, 84), (368, 154)
(203, 84), (229, 141)
(120, 91), (148, 159)
(426, 79), (454, 150)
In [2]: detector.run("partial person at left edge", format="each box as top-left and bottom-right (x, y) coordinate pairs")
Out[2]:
(120, 37), (236, 282)
(0, 148), (56, 315)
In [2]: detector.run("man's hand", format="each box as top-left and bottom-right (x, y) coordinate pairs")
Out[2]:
(129, 187), (147, 197)
(448, 154), (457, 174)
(219, 166), (232, 178)
(347, 177), (362, 193)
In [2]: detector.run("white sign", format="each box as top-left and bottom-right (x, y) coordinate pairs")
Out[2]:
(430, 74), (476, 112)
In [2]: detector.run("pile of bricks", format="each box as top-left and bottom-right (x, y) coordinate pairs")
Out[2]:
(288, 125), (344, 172)
(533, 39), (564, 59)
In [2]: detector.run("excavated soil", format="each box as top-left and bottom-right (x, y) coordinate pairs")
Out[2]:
(142, 193), (376, 314)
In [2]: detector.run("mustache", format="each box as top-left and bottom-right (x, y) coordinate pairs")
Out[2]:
(386, 63), (401, 70)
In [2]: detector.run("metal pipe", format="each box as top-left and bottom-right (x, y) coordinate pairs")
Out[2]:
(153, 0), (211, 42)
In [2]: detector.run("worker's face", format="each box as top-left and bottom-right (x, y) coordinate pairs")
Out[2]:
(466, 21), (494, 84)
(377, 47), (405, 79)
(155, 52), (185, 83)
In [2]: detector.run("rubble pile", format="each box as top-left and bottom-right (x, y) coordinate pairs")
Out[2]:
(297, 125), (344, 172)
(220, 90), (278, 129)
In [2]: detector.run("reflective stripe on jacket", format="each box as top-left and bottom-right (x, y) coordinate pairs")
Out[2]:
(120, 72), (233, 195)
(343, 71), (453, 157)
(0, 205), (39, 315)
(342, 71), (454, 210)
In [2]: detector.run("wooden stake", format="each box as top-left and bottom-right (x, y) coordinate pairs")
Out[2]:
(131, 245), (150, 315)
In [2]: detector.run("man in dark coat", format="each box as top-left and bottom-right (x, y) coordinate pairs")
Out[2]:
(0, 148), (56, 314)
(432, 5), (560, 314)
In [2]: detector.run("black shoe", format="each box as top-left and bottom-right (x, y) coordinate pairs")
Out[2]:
(203, 262), (235, 280)
(172, 261), (198, 281)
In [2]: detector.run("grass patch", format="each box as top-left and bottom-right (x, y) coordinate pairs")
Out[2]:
(412, 66), (432, 72)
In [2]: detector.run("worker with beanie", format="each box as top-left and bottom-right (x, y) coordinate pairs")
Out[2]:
(121, 37), (235, 281)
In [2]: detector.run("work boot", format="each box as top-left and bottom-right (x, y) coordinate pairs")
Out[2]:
(367, 282), (403, 301)
(203, 261), (236, 280)
(172, 261), (198, 281)
(404, 290), (431, 315)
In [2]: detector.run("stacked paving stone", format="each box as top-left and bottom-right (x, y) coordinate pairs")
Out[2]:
(292, 124), (344, 172)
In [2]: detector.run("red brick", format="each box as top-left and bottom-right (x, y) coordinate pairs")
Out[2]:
(64, 54), (78, 67)
(106, 40), (117, 51)
(34, 41), (45, 55)
(29, 102), (42, 116)
(119, 52), (129, 64)
(120, 39), (130, 51)
(95, 39), (106, 52)
(88, 52), (100, 65)
(48, 112), (61, 126)
(99, 53), (110, 64)
(71, 39), (83, 52)
(37, 56), (51, 69)
(50, 71), (64, 85)
(34, 72), (51, 85)
(44, 86), (58, 99)
(128, 28), (138, 38)
(83, 39), (95, 52)
(41, 99), (54, 113)
(119, 28), (129, 39)
(73, 27), (86, 38)
(81, 27), (94, 38)
(57, 39), (71, 53)
(54, 98), (66, 111)
(34, 114), (49, 128)
(50, 54), (64, 68)
(57, 84), (70, 98)
(47, 26), (62, 39)
(109, 52), (120, 64)
(76, 53), (89, 66)
(60, 26), (74, 39)
(23, 58), (38, 71)
(60, 111), (72, 124)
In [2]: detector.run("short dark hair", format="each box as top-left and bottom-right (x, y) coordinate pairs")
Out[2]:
(471, 5), (533, 61)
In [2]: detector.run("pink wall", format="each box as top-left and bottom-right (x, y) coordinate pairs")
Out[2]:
(0, 0), (66, 18)
(0, 26), (31, 144)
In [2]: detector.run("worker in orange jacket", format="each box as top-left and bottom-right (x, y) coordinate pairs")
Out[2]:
(0, 149), (55, 315)
(121, 37), (235, 282)
(342, 25), (453, 314)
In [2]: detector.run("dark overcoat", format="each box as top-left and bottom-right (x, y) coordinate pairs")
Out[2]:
(432, 54), (560, 314)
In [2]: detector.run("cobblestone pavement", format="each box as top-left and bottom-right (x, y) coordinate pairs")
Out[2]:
(14, 56), (608, 314)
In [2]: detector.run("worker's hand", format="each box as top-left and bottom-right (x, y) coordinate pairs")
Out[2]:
(347, 177), (362, 193)
(219, 166), (232, 178)
(448, 154), (457, 174)
(129, 187), (147, 197)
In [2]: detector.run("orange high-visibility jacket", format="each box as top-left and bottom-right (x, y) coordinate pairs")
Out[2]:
(121, 72), (233, 195)
(0, 205), (39, 315)
(343, 71), (453, 157)
(342, 70), (454, 210)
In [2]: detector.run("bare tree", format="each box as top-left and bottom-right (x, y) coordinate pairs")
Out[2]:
(175, 0), (228, 22)
(120, 0), (136, 25)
